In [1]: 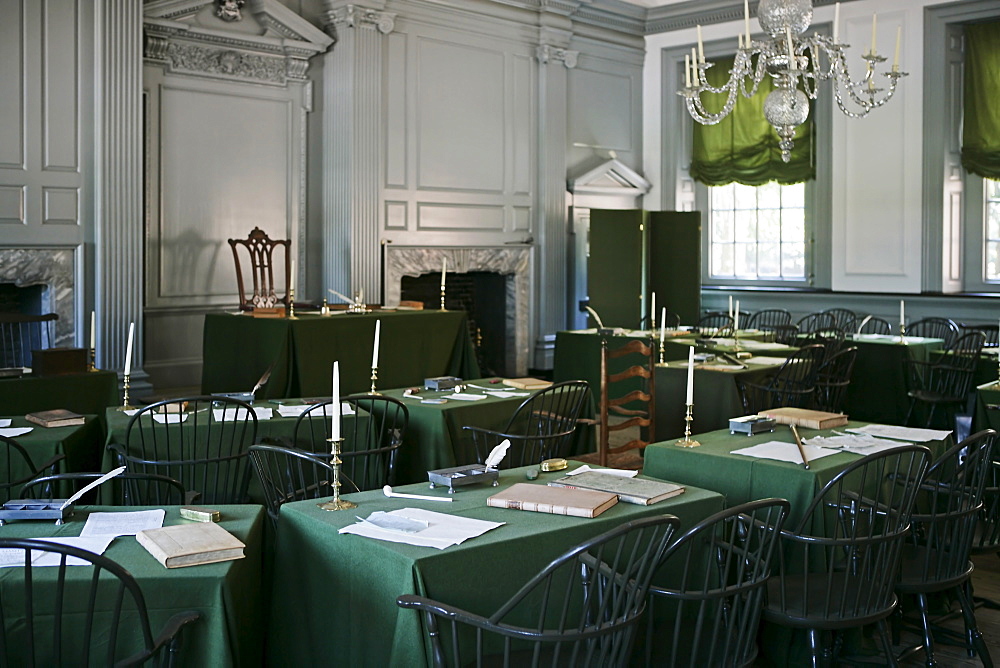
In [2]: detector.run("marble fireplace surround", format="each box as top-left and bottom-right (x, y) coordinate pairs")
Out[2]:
(0, 248), (76, 347)
(384, 246), (532, 377)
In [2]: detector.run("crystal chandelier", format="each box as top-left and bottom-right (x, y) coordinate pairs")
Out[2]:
(680, 0), (906, 162)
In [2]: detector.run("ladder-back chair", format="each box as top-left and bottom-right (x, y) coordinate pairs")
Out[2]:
(227, 227), (291, 311)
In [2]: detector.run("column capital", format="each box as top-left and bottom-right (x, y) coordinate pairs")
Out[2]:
(536, 45), (578, 69)
(325, 4), (396, 41)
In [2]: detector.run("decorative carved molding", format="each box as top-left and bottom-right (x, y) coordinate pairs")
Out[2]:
(326, 5), (396, 38)
(165, 42), (287, 84)
(215, 0), (245, 22)
(536, 44), (578, 68)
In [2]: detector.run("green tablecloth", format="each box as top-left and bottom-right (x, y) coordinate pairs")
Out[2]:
(268, 463), (725, 667)
(0, 504), (264, 667)
(973, 380), (1000, 431)
(201, 311), (480, 398)
(0, 370), (118, 416)
(1, 415), (102, 488)
(841, 334), (943, 424)
(653, 359), (784, 440)
(643, 422), (950, 530)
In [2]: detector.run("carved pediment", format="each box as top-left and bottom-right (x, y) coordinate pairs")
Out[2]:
(144, 0), (333, 85)
(568, 158), (651, 196)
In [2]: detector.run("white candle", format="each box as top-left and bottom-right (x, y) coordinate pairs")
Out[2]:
(744, 0), (751, 46)
(123, 322), (134, 375)
(650, 292), (656, 329)
(90, 311), (96, 350)
(832, 3), (840, 43)
(691, 47), (698, 84)
(697, 25), (705, 64)
(441, 257), (447, 290)
(738, 33), (744, 50)
(728, 296), (733, 320)
(871, 13), (877, 55)
(786, 27), (796, 71)
(684, 54), (692, 87)
(893, 26), (901, 70)
(900, 300), (905, 329)
(735, 300), (740, 331)
(372, 320), (381, 368)
(659, 307), (666, 348)
(686, 346), (695, 405)
(331, 361), (341, 442)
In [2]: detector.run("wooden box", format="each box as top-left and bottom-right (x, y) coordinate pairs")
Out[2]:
(31, 347), (88, 376)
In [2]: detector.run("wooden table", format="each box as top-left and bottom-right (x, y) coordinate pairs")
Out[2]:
(201, 310), (480, 398)
(267, 463), (724, 667)
(0, 504), (264, 667)
(1, 415), (102, 496)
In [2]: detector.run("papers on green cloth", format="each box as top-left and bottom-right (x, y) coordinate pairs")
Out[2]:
(80, 509), (166, 537)
(339, 508), (503, 550)
(565, 465), (638, 478)
(213, 406), (273, 422)
(846, 424), (951, 442)
(152, 413), (187, 424)
(0, 427), (32, 438)
(0, 536), (116, 568)
(731, 441), (840, 465)
(745, 356), (791, 366)
(803, 433), (909, 456)
(0, 419), (9, 428)
(448, 393), (488, 401)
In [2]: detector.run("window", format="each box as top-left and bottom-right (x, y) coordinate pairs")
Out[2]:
(985, 179), (1000, 281)
(708, 181), (806, 280)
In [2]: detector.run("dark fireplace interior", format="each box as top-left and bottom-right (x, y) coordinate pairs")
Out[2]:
(0, 283), (45, 314)
(401, 272), (508, 377)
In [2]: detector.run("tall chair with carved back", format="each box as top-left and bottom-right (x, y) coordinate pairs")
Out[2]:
(597, 338), (655, 468)
(292, 394), (409, 491)
(462, 381), (591, 468)
(227, 227), (291, 311)
(0, 312), (58, 368)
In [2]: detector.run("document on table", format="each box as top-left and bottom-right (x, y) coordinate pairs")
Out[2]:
(339, 508), (503, 550)
(565, 464), (638, 478)
(803, 433), (910, 456)
(732, 441), (841, 465)
(448, 393), (488, 402)
(0, 419), (9, 427)
(0, 427), (32, 438)
(745, 356), (791, 366)
(0, 536), (116, 568)
(80, 509), (166, 537)
(214, 406), (273, 421)
(276, 402), (355, 418)
(152, 413), (188, 424)
(484, 390), (530, 398)
(846, 424), (951, 442)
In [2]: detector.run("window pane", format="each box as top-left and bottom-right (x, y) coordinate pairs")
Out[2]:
(782, 243), (805, 277)
(758, 209), (780, 242)
(987, 205), (1000, 242)
(712, 184), (734, 209)
(987, 241), (1000, 281)
(734, 184), (757, 210)
(782, 209), (805, 241)
(735, 211), (757, 242)
(712, 243), (734, 276)
(758, 182), (780, 209)
(758, 243), (780, 276)
(734, 243), (757, 277)
(782, 183), (805, 208)
(713, 210), (735, 242)
(987, 178), (1000, 200)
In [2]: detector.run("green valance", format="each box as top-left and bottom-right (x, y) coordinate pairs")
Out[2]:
(690, 56), (815, 186)
(962, 20), (1000, 180)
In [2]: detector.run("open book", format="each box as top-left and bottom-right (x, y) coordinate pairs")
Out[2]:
(548, 471), (684, 505)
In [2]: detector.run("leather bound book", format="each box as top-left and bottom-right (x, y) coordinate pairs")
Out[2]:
(757, 407), (849, 430)
(502, 378), (552, 390)
(487, 483), (617, 518)
(25, 409), (86, 428)
(136, 522), (245, 568)
(548, 472), (684, 506)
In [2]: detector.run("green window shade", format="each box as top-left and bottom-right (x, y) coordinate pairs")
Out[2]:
(962, 20), (1000, 179)
(690, 56), (815, 186)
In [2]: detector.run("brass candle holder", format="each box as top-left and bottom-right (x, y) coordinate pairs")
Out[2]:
(318, 437), (357, 511)
(675, 403), (700, 448)
(897, 323), (907, 345)
(440, 286), (446, 311)
(118, 373), (134, 411)
(658, 340), (665, 365)
(320, 298), (330, 316)
(369, 366), (381, 395)
(287, 288), (297, 319)
(89, 348), (97, 372)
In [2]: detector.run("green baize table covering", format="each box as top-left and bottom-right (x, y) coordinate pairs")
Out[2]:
(201, 310), (480, 398)
(0, 370), (119, 416)
(0, 415), (102, 498)
(973, 380), (1000, 431)
(268, 463), (725, 668)
(0, 504), (264, 667)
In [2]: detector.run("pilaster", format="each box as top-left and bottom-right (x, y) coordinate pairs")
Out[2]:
(95, 0), (145, 390)
(322, 2), (395, 299)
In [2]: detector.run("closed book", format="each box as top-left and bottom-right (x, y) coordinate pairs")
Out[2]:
(25, 409), (86, 428)
(136, 521), (245, 568)
(502, 377), (552, 390)
(548, 472), (685, 506)
(758, 407), (848, 430)
(487, 483), (617, 518)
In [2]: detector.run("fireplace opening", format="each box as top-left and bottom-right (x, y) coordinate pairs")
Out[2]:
(0, 283), (46, 315)
(401, 272), (508, 377)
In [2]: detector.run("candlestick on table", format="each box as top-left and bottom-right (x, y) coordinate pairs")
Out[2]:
(318, 437), (356, 511)
(440, 258), (447, 310)
(677, 347), (700, 447)
(370, 320), (382, 394)
(898, 300), (907, 344)
(89, 310), (97, 371)
(119, 321), (135, 411)
(658, 306), (666, 364)
(331, 361), (341, 441)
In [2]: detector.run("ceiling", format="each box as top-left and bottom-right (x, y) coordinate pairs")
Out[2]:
(618, 0), (693, 7)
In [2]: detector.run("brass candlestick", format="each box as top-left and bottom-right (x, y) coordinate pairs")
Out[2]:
(287, 288), (297, 319)
(320, 298), (330, 316)
(658, 340), (665, 365)
(118, 373), (134, 411)
(733, 327), (743, 353)
(89, 348), (97, 372)
(898, 323), (907, 345)
(676, 403), (700, 447)
(440, 286), (446, 311)
(369, 366), (381, 395)
(318, 437), (357, 511)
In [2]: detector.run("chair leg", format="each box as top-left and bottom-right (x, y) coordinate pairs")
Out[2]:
(916, 592), (939, 667)
(808, 628), (822, 668)
(874, 620), (899, 668)
(955, 584), (994, 668)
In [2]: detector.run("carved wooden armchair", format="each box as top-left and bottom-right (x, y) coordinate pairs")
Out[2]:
(227, 227), (291, 311)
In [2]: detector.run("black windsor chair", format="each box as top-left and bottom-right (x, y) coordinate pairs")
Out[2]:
(821, 308), (857, 332)
(908, 317), (960, 347)
(761, 445), (932, 666)
(904, 331), (986, 429)
(462, 380), (591, 469)
(397, 514), (682, 668)
(0, 312), (58, 368)
(108, 396), (258, 505)
(735, 344), (826, 414)
(855, 315), (893, 335)
(1, 435), (64, 503)
(644, 498), (790, 667)
(745, 308), (792, 332)
(811, 345), (859, 414)
(248, 444), (339, 527)
(696, 312), (735, 338)
(770, 323), (801, 346)
(960, 323), (1000, 349)
(796, 312), (837, 334)
(293, 394), (409, 490)
(20, 471), (186, 506)
(0, 538), (200, 666)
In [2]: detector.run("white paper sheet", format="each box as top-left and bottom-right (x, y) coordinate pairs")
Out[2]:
(213, 406), (273, 422)
(846, 424), (951, 443)
(0, 419), (10, 428)
(123, 408), (140, 416)
(745, 356), (791, 366)
(448, 393), (488, 402)
(803, 433), (910, 456)
(0, 536), (116, 568)
(0, 427), (32, 438)
(339, 508), (503, 550)
(731, 441), (841, 465)
(152, 413), (188, 424)
(79, 509), (166, 537)
(484, 390), (530, 398)
(565, 465), (638, 478)
(276, 404), (311, 417)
